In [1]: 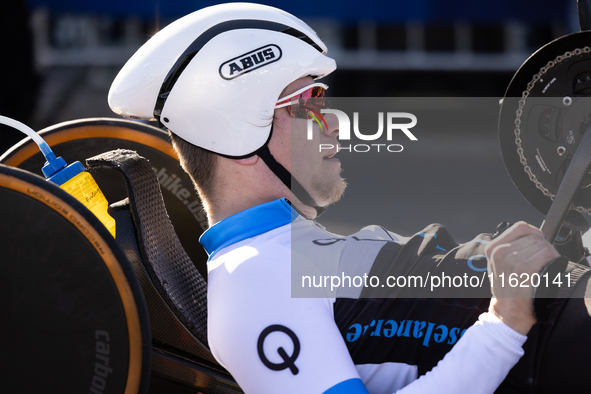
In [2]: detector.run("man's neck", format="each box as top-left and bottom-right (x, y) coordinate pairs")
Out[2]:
(207, 194), (317, 226)
(204, 155), (319, 225)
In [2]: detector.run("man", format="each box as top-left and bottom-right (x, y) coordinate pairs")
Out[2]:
(108, 3), (577, 393)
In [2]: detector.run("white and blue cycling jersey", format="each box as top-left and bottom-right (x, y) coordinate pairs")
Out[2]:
(201, 198), (526, 394)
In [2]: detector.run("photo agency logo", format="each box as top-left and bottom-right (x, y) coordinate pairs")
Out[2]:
(308, 109), (418, 153)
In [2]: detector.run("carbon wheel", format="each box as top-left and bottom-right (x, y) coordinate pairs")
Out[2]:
(0, 164), (151, 393)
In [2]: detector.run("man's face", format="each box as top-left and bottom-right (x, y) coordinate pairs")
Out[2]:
(270, 76), (346, 208)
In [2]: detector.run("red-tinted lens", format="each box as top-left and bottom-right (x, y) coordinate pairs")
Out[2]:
(287, 86), (328, 119)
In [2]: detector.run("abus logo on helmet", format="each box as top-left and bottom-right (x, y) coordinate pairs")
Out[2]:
(308, 109), (418, 153)
(219, 44), (282, 80)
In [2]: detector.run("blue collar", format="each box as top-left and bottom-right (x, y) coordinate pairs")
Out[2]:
(199, 198), (297, 258)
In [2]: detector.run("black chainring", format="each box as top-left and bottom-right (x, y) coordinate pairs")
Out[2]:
(499, 31), (591, 224)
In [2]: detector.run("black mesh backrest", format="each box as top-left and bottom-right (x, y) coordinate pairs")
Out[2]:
(86, 149), (208, 345)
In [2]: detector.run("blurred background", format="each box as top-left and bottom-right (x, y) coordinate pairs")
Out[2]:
(0, 0), (582, 241)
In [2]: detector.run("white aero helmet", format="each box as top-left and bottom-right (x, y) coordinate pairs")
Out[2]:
(108, 2), (336, 158)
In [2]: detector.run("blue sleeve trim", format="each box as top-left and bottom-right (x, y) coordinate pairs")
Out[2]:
(323, 378), (370, 394)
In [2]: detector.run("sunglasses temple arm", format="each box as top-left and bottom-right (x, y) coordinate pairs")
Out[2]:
(308, 108), (328, 131)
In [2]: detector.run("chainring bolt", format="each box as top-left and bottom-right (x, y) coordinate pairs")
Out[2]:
(557, 146), (567, 156)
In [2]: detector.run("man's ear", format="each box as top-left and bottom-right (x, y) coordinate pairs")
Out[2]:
(233, 155), (259, 165)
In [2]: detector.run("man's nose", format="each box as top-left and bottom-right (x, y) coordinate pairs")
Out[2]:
(322, 112), (339, 137)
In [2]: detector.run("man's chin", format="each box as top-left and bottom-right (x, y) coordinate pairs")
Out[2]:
(314, 177), (348, 208)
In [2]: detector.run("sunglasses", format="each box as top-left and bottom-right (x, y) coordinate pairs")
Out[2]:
(275, 83), (329, 121)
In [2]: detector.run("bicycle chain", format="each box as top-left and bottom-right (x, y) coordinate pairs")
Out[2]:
(513, 45), (591, 215)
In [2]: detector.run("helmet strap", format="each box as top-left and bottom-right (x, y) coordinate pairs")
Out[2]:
(255, 141), (326, 217)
